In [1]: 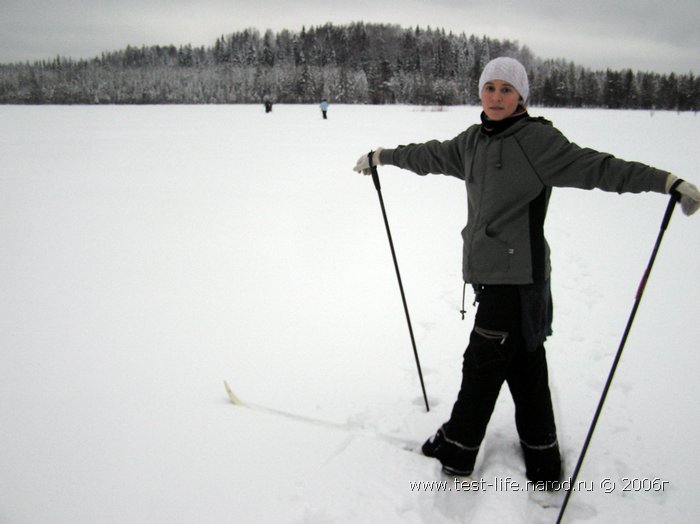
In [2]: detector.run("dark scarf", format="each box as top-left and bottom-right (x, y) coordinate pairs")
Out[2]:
(480, 105), (528, 136)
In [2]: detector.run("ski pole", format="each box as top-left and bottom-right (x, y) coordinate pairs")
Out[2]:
(556, 182), (682, 524)
(368, 151), (430, 412)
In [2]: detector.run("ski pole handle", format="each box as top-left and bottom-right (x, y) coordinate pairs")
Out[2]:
(635, 188), (680, 300)
(368, 151), (381, 191)
(662, 178), (683, 230)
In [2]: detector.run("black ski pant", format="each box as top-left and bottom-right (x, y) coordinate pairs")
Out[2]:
(445, 284), (558, 454)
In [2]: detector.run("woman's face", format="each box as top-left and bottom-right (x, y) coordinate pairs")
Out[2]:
(481, 80), (521, 121)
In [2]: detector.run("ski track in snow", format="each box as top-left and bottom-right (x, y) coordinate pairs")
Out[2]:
(1, 104), (699, 523)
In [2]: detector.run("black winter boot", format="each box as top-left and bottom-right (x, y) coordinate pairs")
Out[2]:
(422, 426), (478, 476)
(521, 439), (561, 490)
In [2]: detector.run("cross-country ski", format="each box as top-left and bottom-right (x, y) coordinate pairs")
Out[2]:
(224, 380), (421, 451)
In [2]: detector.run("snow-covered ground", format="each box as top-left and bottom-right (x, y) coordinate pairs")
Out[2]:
(1, 104), (699, 523)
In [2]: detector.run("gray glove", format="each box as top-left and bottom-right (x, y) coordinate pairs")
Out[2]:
(666, 175), (700, 216)
(353, 148), (384, 175)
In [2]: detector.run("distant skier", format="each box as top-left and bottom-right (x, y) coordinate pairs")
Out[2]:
(320, 98), (329, 119)
(353, 56), (700, 487)
(264, 98), (273, 113)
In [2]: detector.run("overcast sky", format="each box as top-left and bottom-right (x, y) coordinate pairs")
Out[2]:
(2, 0), (698, 74)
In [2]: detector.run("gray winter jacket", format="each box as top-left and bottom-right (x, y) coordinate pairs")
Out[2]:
(378, 116), (670, 285)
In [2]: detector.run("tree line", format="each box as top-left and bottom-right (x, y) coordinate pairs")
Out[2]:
(0, 22), (698, 110)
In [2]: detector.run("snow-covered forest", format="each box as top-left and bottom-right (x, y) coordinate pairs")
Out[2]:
(1, 23), (698, 109)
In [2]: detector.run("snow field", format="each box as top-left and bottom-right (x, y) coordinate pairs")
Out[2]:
(1, 104), (699, 523)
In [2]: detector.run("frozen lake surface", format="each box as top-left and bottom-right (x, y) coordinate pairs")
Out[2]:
(2, 104), (699, 523)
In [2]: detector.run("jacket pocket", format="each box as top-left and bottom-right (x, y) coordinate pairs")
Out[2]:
(474, 326), (509, 345)
(465, 326), (510, 373)
(468, 224), (512, 273)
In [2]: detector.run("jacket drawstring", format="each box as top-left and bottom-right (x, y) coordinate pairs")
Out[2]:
(460, 281), (467, 319)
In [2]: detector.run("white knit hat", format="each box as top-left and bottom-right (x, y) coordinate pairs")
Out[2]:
(478, 57), (529, 104)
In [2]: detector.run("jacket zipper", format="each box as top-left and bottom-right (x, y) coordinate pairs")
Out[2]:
(466, 134), (486, 277)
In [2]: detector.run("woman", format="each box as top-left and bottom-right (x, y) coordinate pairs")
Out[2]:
(353, 57), (699, 485)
